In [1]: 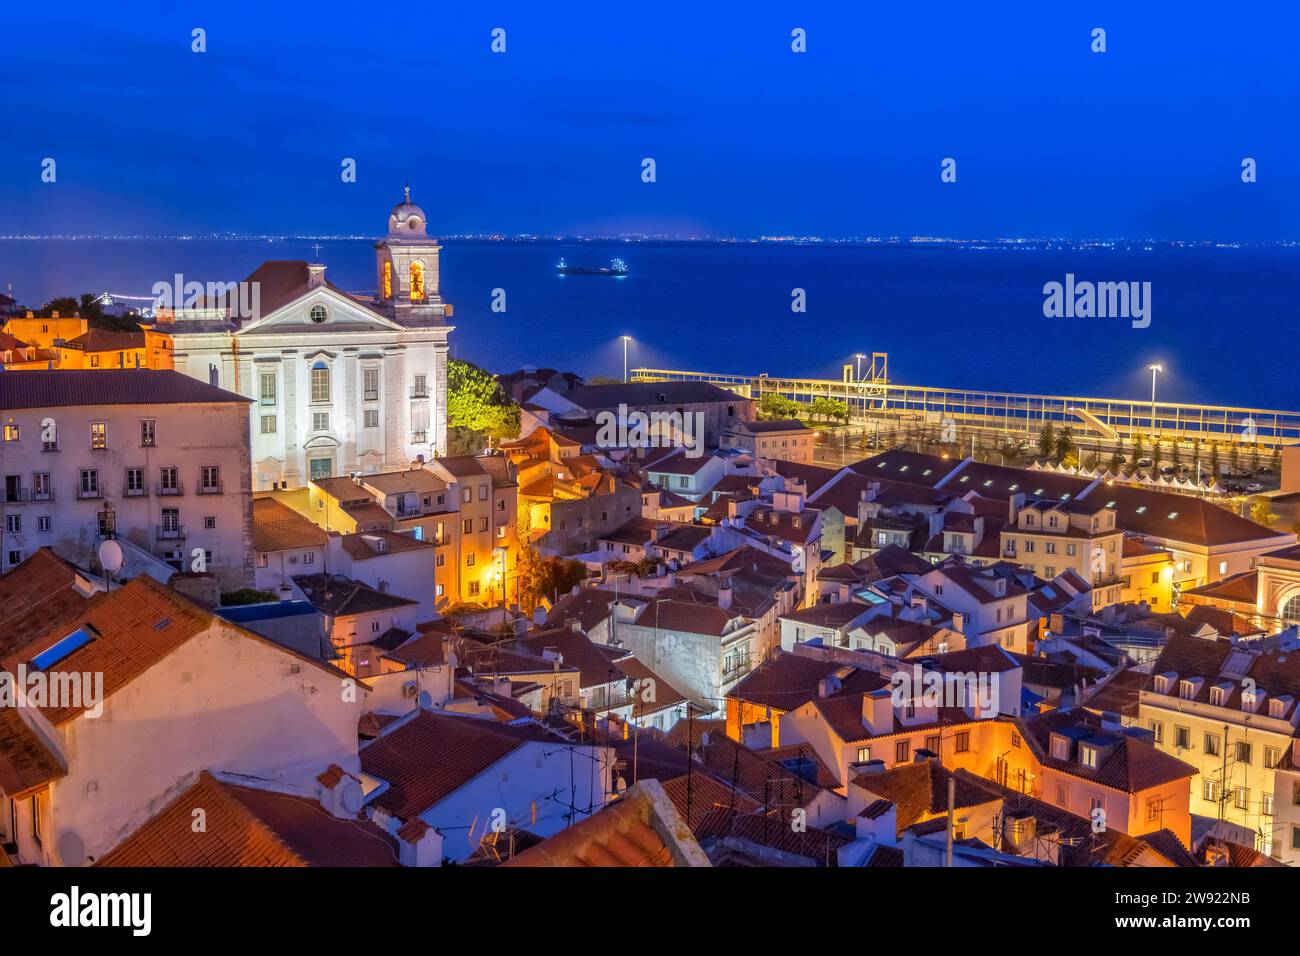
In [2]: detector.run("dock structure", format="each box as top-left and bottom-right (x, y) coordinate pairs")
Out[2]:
(631, 360), (1300, 449)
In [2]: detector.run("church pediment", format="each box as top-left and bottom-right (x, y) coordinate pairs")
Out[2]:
(236, 283), (405, 336)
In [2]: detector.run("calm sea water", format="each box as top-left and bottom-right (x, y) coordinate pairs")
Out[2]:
(1, 240), (1297, 410)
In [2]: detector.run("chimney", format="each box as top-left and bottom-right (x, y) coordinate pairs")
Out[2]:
(862, 688), (894, 735)
(718, 576), (733, 610)
(568, 618), (583, 633)
(1008, 492), (1026, 525)
(316, 766), (363, 820)
(396, 818), (443, 867)
(928, 512), (944, 540)
(307, 262), (326, 287)
(817, 674), (843, 698)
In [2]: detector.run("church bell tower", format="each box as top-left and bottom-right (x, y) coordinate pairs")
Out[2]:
(375, 185), (451, 324)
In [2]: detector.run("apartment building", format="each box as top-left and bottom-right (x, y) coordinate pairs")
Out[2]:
(722, 419), (814, 464)
(1138, 632), (1300, 857)
(0, 370), (254, 590)
(1000, 494), (1125, 610)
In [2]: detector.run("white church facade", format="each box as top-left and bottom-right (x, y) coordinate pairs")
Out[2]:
(162, 189), (453, 490)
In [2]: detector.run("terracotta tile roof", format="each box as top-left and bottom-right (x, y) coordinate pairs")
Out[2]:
(780, 601), (871, 629)
(654, 524), (714, 553)
(360, 710), (535, 820)
(1182, 570), (1258, 605)
(501, 782), (685, 867)
(379, 630), (446, 668)
(0, 369), (250, 409)
(694, 806), (847, 864)
(615, 656), (689, 712)
(2, 574), (355, 726)
(311, 476), (374, 503)
(599, 517), (662, 546)
(662, 721), (830, 810)
(452, 635), (580, 678)
(293, 574), (417, 617)
(431, 455), (489, 479)
(854, 760), (1001, 835)
(511, 628), (627, 690)
(772, 460), (840, 495)
(65, 328), (147, 352)
(251, 498), (328, 553)
(732, 651), (889, 712)
(96, 771), (399, 867)
(545, 588), (618, 633)
(633, 598), (739, 637)
(660, 772), (762, 831)
(2, 576), (211, 724)
(339, 530), (436, 561)
(814, 691), (981, 744)
(849, 451), (956, 488)
(0, 549), (89, 658)
(360, 470), (448, 496)
(1017, 709), (1197, 793)
(1082, 668), (1148, 718)
(0, 705), (66, 796)
(743, 507), (821, 545)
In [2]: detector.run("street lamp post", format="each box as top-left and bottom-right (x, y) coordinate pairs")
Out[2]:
(1147, 364), (1162, 438)
(621, 336), (632, 383)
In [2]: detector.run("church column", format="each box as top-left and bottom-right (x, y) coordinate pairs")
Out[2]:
(282, 350), (301, 487)
(342, 348), (359, 474)
(434, 343), (449, 457)
(384, 347), (405, 468)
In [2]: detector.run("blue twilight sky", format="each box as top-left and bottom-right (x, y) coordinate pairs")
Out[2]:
(1, 0), (1298, 239)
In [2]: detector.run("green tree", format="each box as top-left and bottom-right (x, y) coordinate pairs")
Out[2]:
(1228, 442), (1240, 473)
(1169, 441), (1182, 467)
(1082, 451), (1099, 471)
(1208, 443), (1221, 480)
(1151, 442), (1163, 469)
(1130, 434), (1145, 465)
(1037, 422), (1056, 459)
(758, 392), (799, 420)
(446, 359), (520, 448)
(1108, 451), (1125, 473)
(1249, 497), (1277, 528)
(1054, 426), (1076, 464)
(519, 555), (587, 611)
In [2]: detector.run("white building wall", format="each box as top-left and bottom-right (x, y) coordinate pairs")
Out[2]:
(0, 400), (253, 589)
(41, 623), (363, 865)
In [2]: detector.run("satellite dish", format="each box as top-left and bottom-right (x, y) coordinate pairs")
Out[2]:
(340, 780), (364, 814)
(57, 830), (87, 867)
(97, 539), (124, 574)
(417, 690), (433, 709)
(700, 731), (711, 748)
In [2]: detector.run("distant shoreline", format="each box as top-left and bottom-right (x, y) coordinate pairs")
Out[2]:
(0, 236), (1293, 249)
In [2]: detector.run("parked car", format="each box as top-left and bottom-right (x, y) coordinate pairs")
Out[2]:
(1246, 482), (1264, 493)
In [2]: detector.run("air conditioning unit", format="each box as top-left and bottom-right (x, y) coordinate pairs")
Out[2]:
(401, 682), (419, 699)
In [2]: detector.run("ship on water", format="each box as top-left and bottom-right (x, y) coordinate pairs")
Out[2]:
(556, 257), (628, 276)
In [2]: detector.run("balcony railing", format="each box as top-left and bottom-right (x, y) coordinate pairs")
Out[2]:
(197, 481), (223, 495)
(123, 484), (148, 497)
(77, 487), (104, 500)
(1, 488), (29, 503)
(410, 387), (430, 399)
(156, 525), (187, 541)
(156, 482), (184, 496)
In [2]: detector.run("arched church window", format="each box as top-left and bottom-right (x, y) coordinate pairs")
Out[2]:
(1283, 594), (1300, 623)
(382, 261), (392, 299)
(310, 361), (331, 403)
(309, 305), (328, 323)
(410, 261), (426, 302)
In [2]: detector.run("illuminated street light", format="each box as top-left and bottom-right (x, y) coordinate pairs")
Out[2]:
(621, 335), (633, 383)
(1147, 363), (1163, 436)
